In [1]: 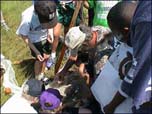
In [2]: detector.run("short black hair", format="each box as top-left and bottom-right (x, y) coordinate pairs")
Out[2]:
(107, 1), (137, 31)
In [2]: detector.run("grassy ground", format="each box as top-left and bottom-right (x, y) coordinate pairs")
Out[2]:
(1, 1), (33, 106)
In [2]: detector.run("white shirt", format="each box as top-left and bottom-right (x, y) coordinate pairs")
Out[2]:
(1, 93), (37, 113)
(109, 43), (133, 71)
(16, 5), (47, 43)
(91, 43), (133, 113)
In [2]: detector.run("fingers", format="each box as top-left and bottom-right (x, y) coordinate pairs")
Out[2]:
(37, 54), (44, 62)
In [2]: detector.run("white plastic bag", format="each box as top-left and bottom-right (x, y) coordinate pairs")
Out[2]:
(1, 54), (21, 94)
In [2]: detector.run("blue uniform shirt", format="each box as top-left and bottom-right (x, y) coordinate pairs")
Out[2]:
(120, 1), (152, 109)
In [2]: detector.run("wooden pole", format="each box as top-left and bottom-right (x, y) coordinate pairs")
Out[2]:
(55, 1), (83, 74)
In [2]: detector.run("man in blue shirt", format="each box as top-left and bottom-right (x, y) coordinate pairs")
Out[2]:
(104, 1), (151, 113)
(129, 1), (151, 113)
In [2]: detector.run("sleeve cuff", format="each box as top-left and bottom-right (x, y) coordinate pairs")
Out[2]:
(119, 87), (129, 98)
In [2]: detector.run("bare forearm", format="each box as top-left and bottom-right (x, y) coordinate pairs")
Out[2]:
(83, 0), (89, 9)
(104, 91), (126, 113)
(62, 59), (75, 72)
(51, 37), (59, 53)
(110, 92), (126, 107)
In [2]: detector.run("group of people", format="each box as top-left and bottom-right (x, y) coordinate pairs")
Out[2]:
(1, 0), (151, 113)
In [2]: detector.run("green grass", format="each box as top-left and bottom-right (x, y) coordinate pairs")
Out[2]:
(1, 1), (33, 106)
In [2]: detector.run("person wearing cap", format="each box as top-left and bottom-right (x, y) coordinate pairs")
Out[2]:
(22, 78), (45, 111)
(16, 0), (58, 80)
(22, 78), (45, 103)
(55, 24), (113, 85)
(38, 88), (94, 114)
(1, 78), (45, 113)
(38, 88), (63, 113)
(21, 79), (45, 113)
(31, 0), (83, 69)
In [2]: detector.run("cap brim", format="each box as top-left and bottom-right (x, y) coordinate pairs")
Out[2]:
(39, 15), (57, 29)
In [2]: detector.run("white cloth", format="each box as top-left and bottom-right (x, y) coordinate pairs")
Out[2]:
(1, 54), (21, 94)
(1, 93), (37, 113)
(91, 43), (133, 113)
(109, 43), (133, 71)
(91, 61), (133, 113)
(16, 5), (48, 43)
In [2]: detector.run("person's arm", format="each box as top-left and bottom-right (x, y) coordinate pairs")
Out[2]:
(21, 35), (44, 62)
(60, 46), (79, 73)
(103, 92), (126, 113)
(46, 23), (63, 69)
(63, 57), (76, 72)
(46, 23), (62, 69)
(79, 63), (90, 85)
(16, 14), (44, 61)
(57, 56), (76, 77)
(104, 62), (136, 113)
(83, 0), (90, 9)
(55, 46), (78, 81)
(51, 26), (60, 54)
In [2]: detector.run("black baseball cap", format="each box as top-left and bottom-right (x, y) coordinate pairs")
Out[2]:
(34, 0), (57, 29)
(25, 79), (45, 97)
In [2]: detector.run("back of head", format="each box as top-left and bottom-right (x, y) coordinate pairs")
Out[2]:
(107, 1), (137, 33)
